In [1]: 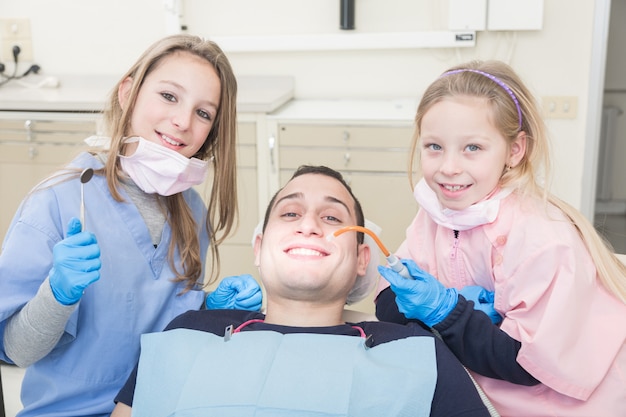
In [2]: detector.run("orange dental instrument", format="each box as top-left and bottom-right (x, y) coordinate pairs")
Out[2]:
(328, 225), (412, 279)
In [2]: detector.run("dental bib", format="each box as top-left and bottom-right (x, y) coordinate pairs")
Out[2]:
(119, 136), (209, 196)
(414, 179), (513, 231)
(133, 327), (437, 417)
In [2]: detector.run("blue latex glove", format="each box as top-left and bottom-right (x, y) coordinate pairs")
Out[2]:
(459, 285), (503, 324)
(206, 274), (263, 311)
(377, 258), (457, 327)
(49, 217), (102, 305)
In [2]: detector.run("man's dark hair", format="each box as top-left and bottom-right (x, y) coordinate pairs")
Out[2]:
(262, 165), (365, 244)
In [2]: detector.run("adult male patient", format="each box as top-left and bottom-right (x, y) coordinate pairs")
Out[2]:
(111, 165), (491, 417)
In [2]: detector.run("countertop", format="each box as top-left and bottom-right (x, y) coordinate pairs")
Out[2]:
(267, 98), (418, 124)
(0, 74), (294, 114)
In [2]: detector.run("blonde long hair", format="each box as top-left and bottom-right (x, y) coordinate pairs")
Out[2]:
(102, 34), (238, 291)
(409, 60), (626, 303)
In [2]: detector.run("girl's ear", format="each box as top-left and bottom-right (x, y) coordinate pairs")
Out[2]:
(509, 131), (527, 167)
(118, 77), (133, 109)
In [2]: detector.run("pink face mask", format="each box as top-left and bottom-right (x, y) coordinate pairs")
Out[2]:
(119, 136), (209, 196)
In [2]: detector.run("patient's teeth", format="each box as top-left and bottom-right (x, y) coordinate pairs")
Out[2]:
(288, 248), (323, 256)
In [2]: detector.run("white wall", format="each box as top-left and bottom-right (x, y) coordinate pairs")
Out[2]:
(0, 0), (602, 212)
(603, 0), (626, 202)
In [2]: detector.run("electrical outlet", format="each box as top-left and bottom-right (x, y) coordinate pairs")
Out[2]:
(0, 18), (31, 41)
(0, 18), (33, 63)
(1, 39), (34, 62)
(542, 96), (578, 119)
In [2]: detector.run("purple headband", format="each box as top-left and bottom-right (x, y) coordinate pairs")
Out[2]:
(440, 68), (523, 130)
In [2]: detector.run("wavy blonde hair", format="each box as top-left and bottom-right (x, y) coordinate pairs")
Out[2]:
(409, 59), (626, 303)
(101, 34), (238, 291)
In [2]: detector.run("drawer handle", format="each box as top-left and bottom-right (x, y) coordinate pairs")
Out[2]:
(344, 152), (351, 166)
(342, 131), (350, 142)
(268, 134), (276, 173)
(24, 120), (35, 141)
(28, 146), (38, 159)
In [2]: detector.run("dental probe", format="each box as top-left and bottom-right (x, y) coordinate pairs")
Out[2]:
(327, 225), (413, 280)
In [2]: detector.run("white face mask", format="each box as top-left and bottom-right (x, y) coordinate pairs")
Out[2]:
(119, 136), (209, 196)
(414, 178), (513, 231)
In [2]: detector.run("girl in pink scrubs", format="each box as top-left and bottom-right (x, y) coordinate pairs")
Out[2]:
(376, 60), (626, 416)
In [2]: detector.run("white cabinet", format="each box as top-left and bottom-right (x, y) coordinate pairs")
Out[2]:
(0, 95), (420, 315)
(0, 111), (101, 241)
(266, 100), (420, 313)
(0, 111), (263, 290)
(274, 123), (418, 251)
(207, 114), (262, 284)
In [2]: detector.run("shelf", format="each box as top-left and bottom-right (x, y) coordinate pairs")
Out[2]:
(209, 31), (476, 53)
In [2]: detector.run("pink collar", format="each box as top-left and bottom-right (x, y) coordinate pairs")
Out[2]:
(233, 318), (366, 338)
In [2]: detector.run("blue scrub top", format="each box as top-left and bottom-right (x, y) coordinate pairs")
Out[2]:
(0, 152), (208, 417)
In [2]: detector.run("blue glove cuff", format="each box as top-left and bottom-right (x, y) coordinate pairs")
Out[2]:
(49, 270), (81, 305)
(205, 291), (233, 310)
(424, 288), (458, 327)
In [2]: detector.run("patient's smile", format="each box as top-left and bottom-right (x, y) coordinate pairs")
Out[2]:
(286, 247), (327, 257)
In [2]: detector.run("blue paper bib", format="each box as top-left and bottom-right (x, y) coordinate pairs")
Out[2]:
(133, 328), (437, 417)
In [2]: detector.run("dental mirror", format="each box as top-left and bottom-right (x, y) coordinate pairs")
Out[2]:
(80, 168), (94, 231)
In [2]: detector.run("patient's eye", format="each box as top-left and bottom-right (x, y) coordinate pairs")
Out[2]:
(277, 202), (303, 221)
(322, 215), (341, 223)
(320, 205), (347, 224)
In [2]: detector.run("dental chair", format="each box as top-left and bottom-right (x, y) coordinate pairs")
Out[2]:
(1, 361), (5, 417)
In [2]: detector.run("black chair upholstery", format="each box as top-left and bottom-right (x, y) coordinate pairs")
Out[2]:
(0, 361), (6, 417)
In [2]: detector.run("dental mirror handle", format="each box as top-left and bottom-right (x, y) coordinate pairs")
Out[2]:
(80, 185), (85, 231)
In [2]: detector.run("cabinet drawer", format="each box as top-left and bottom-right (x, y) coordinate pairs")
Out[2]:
(208, 244), (260, 286)
(278, 124), (413, 148)
(197, 165), (259, 247)
(229, 166), (259, 245)
(279, 147), (409, 173)
(0, 131), (95, 144)
(235, 122), (257, 168)
(238, 144), (256, 168)
(0, 142), (89, 242)
(0, 142), (88, 164)
(0, 116), (101, 144)
(237, 122), (256, 145)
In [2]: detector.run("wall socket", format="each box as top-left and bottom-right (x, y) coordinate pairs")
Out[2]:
(1, 40), (33, 62)
(542, 96), (578, 119)
(0, 18), (33, 62)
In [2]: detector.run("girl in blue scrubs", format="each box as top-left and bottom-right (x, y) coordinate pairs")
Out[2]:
(0, 34), (260, 417)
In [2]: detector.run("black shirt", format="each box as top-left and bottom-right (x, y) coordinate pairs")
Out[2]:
(376, 288), (539, 386)
(115, 309), (492, 416)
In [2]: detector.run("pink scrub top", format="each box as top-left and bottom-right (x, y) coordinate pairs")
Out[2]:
(377, 191), (626, 416)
